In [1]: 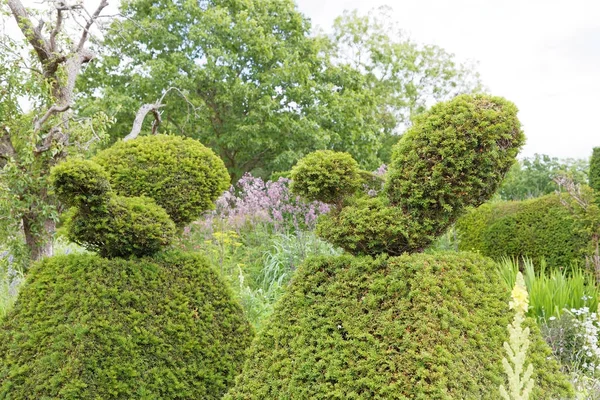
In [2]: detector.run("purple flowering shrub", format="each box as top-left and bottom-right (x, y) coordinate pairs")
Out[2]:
(202, 174), (330, 234)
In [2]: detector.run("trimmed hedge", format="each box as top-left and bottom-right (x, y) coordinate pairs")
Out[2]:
(94, 135), (230, 227)
(297, 94), (525, 256)
(0, 251), (254, 399)
(590, 147), (600, 193)
(225, 252), (572, 399)
(456, 194), (591, 268)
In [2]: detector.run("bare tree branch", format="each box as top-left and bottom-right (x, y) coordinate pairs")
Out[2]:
(124, 103), (165, 141)
(7, 0), (51, 65)
(34, 104), (71, 133)
(77, 0), (109, 52)
(125, 87), (197, 141)
(49, 7), (63, 53)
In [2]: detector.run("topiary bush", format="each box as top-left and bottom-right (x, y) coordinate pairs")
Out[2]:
(589, 147), (600, 193)
(290, 150), (362, 207)
(308, 94), (525, 256)
(94, 135), (230, 227)
(226, 94), (572, 398)
(0, 251), (254, 399)
(50, 159), (175, 258)
(225, 253), (572, 399)
(456, 194), (591, 269)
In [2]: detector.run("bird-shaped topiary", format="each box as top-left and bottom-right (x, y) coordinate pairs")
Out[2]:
(0, 136), (253, 399)
(50, 159), (176, 258)
(225, 94), (573, 399)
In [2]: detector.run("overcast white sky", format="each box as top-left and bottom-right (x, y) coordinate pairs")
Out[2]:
(296, 0), (600, 160)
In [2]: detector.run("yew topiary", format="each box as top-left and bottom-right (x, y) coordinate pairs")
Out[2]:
(50, 159), (175, 258)
(300, 94), (524, 256)
(226, 253), (572, 399)
(94, 135), (230, 227)
(0, 252), (254, 399)
(290, 150), (362, 207)
(226, 94), (572, 398)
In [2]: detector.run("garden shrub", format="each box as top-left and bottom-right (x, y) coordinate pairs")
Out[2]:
(94, 135), (230, 227)
(226, 94), (572, 398)
(590, 147), (600, 193)
(456, 194), (591, 268)
(225, 253), (572, 399)
(0, 251), (254, 399)
(50, 159), (175, 258)
(290, 150), (362, 207)
(310, 94), (525, 256)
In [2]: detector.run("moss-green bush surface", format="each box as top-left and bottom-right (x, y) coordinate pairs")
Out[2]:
(0, 251), (253, 399)
(456, 194), (591, 268)
(311, 94), (525, 256)
(226, 252), (572, 399)
(94, 135), (230, 227)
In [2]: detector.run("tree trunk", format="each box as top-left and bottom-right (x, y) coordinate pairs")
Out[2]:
(22, 216), (55, 263)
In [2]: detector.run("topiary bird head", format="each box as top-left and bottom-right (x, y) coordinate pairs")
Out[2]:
(290, 94), (525, 256)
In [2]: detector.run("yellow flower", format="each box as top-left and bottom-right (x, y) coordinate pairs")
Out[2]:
(509, 272), (529, 314)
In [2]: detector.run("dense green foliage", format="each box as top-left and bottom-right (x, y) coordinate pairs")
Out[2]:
(50, 159), (113, 207)
(456, 194), (591, 268)
(94, 135), (229, 227)
(65, 195), (175, 258)
(589, 147), (600, 193)
(51, 159), (175, 258)
(0, 252), (253, 399)
(290, 150), (361, 206)
(310, 94), (524, 256)
(226, 252), (572, 399)
(78, 2), (480, 179)
(498, 154), (589, 201)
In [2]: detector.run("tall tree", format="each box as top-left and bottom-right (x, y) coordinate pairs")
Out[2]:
(0, 0), (111, 262)
(78, 2), (481, 179)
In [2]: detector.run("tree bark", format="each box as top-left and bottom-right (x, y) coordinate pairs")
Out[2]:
(22, 216), (55, 262)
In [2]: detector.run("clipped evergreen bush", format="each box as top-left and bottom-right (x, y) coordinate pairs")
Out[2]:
(50, 159), (175, 258)
(94, 134), (230, 227)
(227, 94), (572, 398)
(0, 251), (254, 399)
(226, 253), (572, 399)
(290, 150), (362, 207)
(309, 94), (524, 256)
(456, 194), (591, 268)
(589, 147), (600, 193)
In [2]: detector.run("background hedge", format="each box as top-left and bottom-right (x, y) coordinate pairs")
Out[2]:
(225, 252), (571, 399)
(0, 252), (253, 399)
(456, 194), (591, 268)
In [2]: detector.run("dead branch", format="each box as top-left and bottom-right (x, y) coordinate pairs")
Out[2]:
(77, 0), (109, 52)
(34, 104), (71, 132)
(7, 0), (52, 65)
(124, 103), (165, 141)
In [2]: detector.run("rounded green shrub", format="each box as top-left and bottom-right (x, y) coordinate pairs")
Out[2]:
(65, 195), (176, 258)
(290, 150), (362, 207)
(94, 135), (230, 227)
(225, 252), (572, 399)
(589, 147), (600, 193)
(295, 94), (525, 256)
(50, 159), (112, 207)
(0, 251), (254, 399)
(456, 194), (591, 268)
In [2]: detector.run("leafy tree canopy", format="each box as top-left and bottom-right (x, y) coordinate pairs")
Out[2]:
(78, 2), (481, 180)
